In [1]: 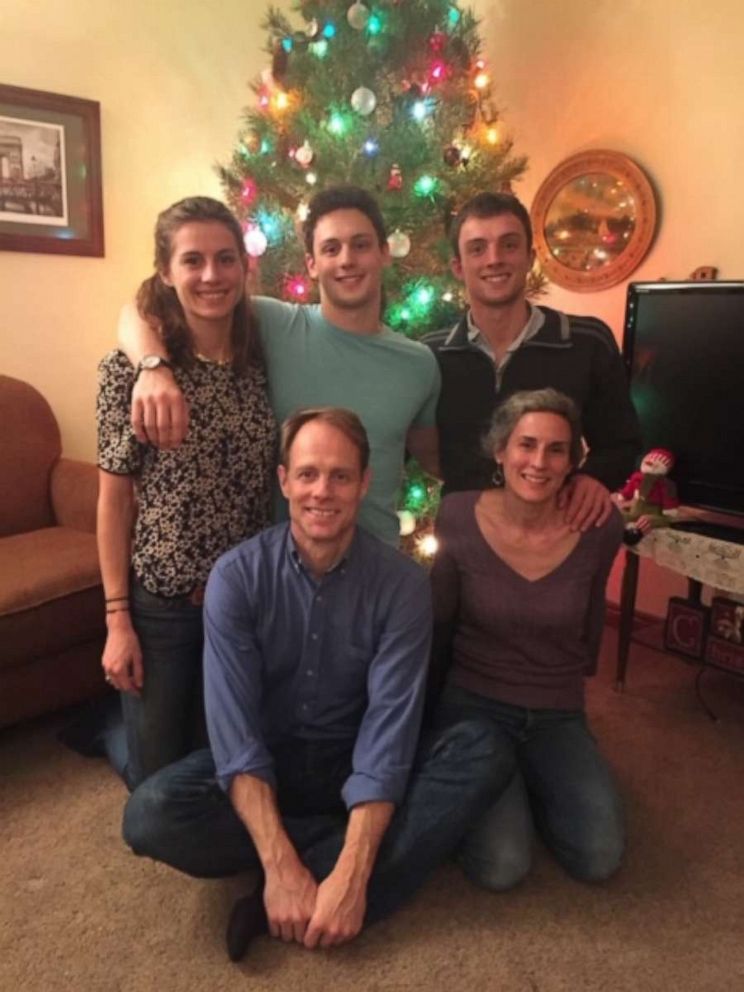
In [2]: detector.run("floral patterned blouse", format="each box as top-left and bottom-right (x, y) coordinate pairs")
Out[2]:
(97, 350), (276, 597)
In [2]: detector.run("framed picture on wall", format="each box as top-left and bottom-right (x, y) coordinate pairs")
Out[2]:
(0, 83), (104, 256)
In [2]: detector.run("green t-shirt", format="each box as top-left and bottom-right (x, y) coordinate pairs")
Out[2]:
(255, 297), (440, 546)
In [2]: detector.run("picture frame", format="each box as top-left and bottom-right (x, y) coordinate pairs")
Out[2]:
(530, 150), (657, 292)
(0, 83), (104, 257)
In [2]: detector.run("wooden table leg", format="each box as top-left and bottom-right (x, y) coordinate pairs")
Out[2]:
(615, 550), (640, 691)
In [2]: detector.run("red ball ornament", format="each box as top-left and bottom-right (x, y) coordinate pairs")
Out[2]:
(240, 178), (258, 204)
(429, 31), (446, 53)
(443, 145), (461, 167)
(387, 163), (403, 191)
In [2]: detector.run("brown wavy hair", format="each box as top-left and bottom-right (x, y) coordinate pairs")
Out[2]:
(135, 196), (264, 375)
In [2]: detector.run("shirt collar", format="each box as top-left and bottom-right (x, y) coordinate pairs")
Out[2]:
(466, 303), (545, 360)
(287, 528), (354, 578)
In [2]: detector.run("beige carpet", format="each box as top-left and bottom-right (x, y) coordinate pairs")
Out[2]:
(2, 627), (744, 992)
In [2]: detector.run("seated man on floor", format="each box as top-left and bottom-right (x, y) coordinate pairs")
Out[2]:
(123, 406), (512, 960)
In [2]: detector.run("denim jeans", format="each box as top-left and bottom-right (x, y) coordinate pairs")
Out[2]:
(435, 685), (625, 890)
(122, 718), (515, 925)
(122, 579), (207, 789)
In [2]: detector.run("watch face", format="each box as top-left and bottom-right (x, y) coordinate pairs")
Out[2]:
(142, 355), (162, 369)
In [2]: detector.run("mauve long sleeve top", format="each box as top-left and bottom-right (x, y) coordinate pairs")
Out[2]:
(431, 491), (624, 711)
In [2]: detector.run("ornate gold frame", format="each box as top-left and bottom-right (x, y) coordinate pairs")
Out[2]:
(531, 150), (657, 292)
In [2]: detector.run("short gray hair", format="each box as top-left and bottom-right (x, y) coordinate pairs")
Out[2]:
(484, 388), (584, 468)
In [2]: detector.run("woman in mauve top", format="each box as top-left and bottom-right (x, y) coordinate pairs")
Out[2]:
(431, 388), (624, 890)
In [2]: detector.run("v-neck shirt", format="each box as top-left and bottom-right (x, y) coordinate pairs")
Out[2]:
(431, 490), (623, 710)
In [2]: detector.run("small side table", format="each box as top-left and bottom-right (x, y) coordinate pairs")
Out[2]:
(615, 526), (744, 689)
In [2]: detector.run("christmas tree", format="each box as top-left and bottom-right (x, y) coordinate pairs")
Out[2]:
(218, 0), (531, 547)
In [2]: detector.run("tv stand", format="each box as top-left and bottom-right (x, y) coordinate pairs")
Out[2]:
(615, 525), (744, 689)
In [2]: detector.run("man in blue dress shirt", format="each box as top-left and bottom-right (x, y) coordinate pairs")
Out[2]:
(123, 407), (512, 961)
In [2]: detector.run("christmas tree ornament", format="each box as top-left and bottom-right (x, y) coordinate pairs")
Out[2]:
(387, 229), (411, 258)
(397, 510), (417, 537)
(295, 140), (314, 167)
(296, 201), (310, 222)
(306, 18), (319, 38)
(240, 177), (258, 205)
(305, 171), (318, 185)
(346, 1), (370, 30)
(322, 21), (337, 39)
(350, 86), (377, 116)
(244, 226), (268, 257)
(362, 137), (380, 156)
(429, 31), (447, 53)
(443, 144), (461, 167)
(387, 163), (403, 190)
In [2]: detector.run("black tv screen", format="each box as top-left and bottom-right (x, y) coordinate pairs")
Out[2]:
(623, 281), (744, 517)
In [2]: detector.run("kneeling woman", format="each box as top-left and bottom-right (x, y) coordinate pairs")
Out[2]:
(431, 388), (624, 889)
(97, 196), (276, 788)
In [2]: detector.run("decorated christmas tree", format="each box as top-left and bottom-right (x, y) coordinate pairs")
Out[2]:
(218, 0), (531, 546)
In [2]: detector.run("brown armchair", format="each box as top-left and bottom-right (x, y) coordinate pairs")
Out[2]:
(0, 375), (105, 727)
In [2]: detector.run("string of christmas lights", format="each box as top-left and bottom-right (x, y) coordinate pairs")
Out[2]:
(218, 0), (535, 543)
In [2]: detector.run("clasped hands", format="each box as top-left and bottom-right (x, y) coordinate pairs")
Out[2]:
(264, 858), (366, 950)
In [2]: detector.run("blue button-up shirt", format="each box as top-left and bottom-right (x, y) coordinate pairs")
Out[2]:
(203, 523), (432, 809)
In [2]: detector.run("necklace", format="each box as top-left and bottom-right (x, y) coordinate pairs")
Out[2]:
(195, 352), (231, 366)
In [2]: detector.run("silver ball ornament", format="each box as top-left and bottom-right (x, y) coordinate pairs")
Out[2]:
(295, 140), (314, 167)
(387, 229), (411, 259)
(244, 227), (268, 258)
(346, 2), (370, 30)
(351, 86), (377, 116)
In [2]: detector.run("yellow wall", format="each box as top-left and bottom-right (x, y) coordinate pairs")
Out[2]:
(0, 0), (283, 459)
(473, 0), (744, 612)
(3, 0), (742, 613)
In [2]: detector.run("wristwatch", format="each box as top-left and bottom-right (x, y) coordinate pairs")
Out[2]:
(134, 354), (173, 382)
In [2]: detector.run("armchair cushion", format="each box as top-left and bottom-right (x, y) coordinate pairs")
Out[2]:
(0, 375), (60, 537)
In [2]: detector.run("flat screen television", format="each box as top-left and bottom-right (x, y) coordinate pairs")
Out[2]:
(623, 280), (744, 520)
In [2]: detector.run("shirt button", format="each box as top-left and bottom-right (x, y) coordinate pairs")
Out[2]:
(306, 669), (314, 676)
(316, 595), (323, 603)
(311, 633), (318, 640)
(302, 703), (308, 710)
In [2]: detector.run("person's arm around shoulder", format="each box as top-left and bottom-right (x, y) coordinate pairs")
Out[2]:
(406, 425), (441, 479)
(560, 472), (613, 533)
(578, 315), (642, 491)
(117, 301), (189, 448)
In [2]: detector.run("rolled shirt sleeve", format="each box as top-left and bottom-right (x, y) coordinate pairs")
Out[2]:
(203, 555), (277, 793)
(342, 566), (432, 809)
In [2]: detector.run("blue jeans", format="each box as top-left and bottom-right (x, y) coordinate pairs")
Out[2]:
(122, 719), (515, 925)
(435, 685), (624, 890)
(122, 580), (207, 789)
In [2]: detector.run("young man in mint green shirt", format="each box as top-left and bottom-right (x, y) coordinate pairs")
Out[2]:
(119, 186), (440, 546)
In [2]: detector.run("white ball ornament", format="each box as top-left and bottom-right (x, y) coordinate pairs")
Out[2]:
(295, 140), (314, 168)
(244, 227), (268, 258)
(398, 510), (417, 537)
(346, 2), (370, 30)
(351, 86), (377, 116)
(387, 229), (411, 259)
